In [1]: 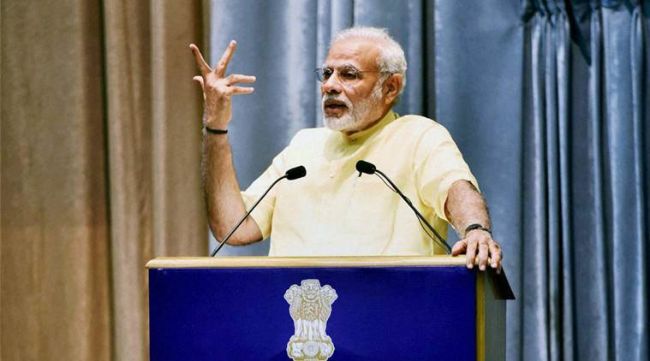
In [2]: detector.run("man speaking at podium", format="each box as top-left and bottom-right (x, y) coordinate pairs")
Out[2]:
(191, 27), (502, 272)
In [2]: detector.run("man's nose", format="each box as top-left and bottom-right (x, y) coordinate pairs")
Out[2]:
(321, 75), (342, 95)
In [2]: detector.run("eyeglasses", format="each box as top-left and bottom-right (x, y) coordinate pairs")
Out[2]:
(315, 66), (388, 84)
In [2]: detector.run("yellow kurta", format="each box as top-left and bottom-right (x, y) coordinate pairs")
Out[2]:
(242, 111), (478, 256)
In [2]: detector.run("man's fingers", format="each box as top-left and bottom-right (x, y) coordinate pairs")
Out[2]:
(451, 240), (467, 256)
(226, 74), (256, 85)
(488, 241), (502, 270)
(216, 40), (237, 77)
(229, 86), (255, 95)
(477, 242), (489, 271)
(465, 240), (478, 269)
(193, 75), (205, 90)
(190, 44), (211, 76)
(459, 232), (503, 273)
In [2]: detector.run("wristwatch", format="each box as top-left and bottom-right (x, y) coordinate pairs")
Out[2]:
(464, 223), (492, 237)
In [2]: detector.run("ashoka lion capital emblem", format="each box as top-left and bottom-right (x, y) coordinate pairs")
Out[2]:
(284, 279), (338, 361)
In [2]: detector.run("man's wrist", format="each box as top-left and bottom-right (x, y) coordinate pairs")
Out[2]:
(463, 223), (492, 237)
(203, 126), (228, 135)
(202, 113), (228, 129)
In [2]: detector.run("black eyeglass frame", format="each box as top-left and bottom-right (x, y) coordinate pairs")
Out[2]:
(314, 66), (391, 83)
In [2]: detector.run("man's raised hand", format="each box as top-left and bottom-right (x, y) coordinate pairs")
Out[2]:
(190, 41), (256, 129)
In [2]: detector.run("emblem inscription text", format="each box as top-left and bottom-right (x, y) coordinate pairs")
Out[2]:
(284, 279), (338, 361)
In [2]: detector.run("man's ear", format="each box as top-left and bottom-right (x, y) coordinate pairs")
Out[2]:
(383, 74), (403, 105)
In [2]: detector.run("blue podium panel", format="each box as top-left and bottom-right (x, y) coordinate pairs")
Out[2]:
(149, 263), (476, 361)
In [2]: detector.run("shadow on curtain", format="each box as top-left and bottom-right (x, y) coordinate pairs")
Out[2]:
(208, 0), (648, 359)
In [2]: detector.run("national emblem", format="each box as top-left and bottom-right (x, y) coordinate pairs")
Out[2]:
(284, 279), (338, 361)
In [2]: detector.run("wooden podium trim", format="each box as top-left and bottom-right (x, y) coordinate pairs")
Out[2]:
(477, 273), (486, 361)
(146, 256), (467, 269)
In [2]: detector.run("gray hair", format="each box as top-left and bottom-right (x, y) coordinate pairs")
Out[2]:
(331, 27), (407, 95)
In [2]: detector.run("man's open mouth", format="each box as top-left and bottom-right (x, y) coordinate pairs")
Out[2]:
(323, 99), (349, 113)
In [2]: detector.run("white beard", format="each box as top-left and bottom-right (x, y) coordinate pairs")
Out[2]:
(323, 82), (384, 133)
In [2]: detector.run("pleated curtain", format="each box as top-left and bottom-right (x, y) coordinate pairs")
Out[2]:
(2, 1), (206, 360)
(519, 1), (649, 360)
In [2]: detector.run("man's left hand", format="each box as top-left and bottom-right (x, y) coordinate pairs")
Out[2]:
(451, 229), (502, 273)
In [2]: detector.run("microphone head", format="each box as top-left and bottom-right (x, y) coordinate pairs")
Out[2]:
(285, 166), (306, 180)
(356, 160), (376, 175)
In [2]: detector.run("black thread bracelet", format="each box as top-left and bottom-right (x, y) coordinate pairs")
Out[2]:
(204, 126), (228, 134)
(464, 223), (492, 236)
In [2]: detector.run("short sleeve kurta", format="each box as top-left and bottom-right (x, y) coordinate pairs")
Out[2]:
(241, 111), (478, 256)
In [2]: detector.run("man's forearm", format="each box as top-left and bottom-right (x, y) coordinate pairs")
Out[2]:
(202, 133), (262, 245)
(445, 180), (491, 236)
(446, 179), (502, 271)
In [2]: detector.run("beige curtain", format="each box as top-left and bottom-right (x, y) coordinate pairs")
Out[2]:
(1, 1), (206, 360)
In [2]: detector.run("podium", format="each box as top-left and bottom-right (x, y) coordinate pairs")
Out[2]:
(147, 256), (514, 361)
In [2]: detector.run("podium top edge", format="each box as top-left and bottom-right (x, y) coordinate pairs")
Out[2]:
(146, 256), (468, 269)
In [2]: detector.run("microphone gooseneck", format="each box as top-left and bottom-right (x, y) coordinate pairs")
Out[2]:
(210, 165), (307, 256)
(354, 160), (451, 254)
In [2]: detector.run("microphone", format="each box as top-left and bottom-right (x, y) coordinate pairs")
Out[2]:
(210, 165), (306, 256)
(285, 165), (307, 180)
(355, 160), (451, 254)
(355, 160), (376, 175)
